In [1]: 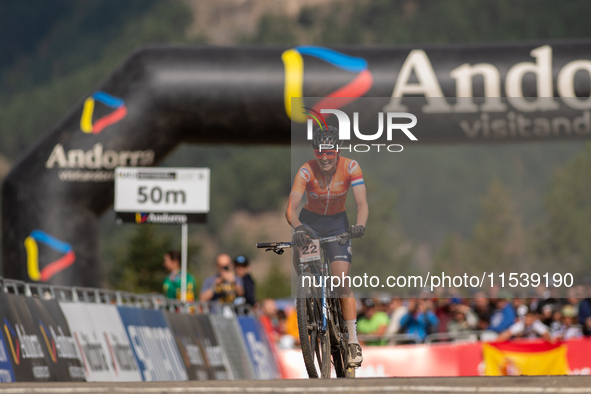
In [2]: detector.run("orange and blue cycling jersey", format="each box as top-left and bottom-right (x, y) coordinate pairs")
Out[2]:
(291, 156), (364, 216)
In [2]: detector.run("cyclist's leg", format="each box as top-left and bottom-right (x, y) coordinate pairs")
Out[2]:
(330, 260), (355, 319)
(331, 259), (362, 367)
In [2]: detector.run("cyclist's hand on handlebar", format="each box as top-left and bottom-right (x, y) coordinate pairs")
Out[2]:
(350, 224), (365, 239)
(293, 225), (312, 248)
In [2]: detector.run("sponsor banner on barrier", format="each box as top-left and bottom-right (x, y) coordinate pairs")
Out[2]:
(279, 344), (482, 378)
(237, 316), (280, 380)
(0, 331), (15, 382)
(117, 306), (188, 381)
(59, 303), (141, 382)
(0, 293), (51, 381)
(25, 297), (85, 381)
(194, 315), (231, 380)
(163, 311), (209, 381)
(280, 338), (591, 378)
(209, 314), (256, 380)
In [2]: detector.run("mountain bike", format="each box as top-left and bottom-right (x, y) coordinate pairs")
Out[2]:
(256, 232), (355, 378)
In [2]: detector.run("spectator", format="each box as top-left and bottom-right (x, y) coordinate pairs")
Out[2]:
(283, 305), (300, 347)
(199, 253), (244, 303)
(472, 292), (494, 330)
(552, 305), (582, 341)
(549, 308), (562, 333)
(447, 304), (478, 333)
(578, 298), (591, 327)
(162, 250), (197, 301)
(234, 255), (256, 307)
(583, 316), (591, 337)
(489, 297), (517, 333)
(512, 297), (528, 319)
(399, 299), (439, 342)
(259, 298), (280, 343)
(497, 309), (551, 341)
(540, 304), (554, 327)
(532, 285), (555, 315)
(357, 299), (390, 345)
(434, 298), (453, 333)
(384, 298), (408, 336)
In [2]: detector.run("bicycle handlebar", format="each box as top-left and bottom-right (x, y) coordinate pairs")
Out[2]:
(256, 232), (352, 253)
(255, 242), (284, 248)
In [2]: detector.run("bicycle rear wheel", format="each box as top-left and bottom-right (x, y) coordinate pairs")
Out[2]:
(297, 273), (331, 378)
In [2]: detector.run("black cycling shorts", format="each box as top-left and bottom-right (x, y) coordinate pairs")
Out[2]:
(299, 208), (352, 264)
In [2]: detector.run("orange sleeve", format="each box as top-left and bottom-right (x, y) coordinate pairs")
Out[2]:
(292, 164), (311, 194)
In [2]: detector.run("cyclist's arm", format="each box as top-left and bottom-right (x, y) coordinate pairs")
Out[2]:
(352, 184), (368, 227)
(285, 191), (304, 228)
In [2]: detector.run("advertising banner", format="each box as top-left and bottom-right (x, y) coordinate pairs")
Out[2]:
(163, 311), (209, 381)
(280, 338), (591, 378)
(25, 297), (85, 381)
(59, 302), (141, 382)
(237, 316), (280, 380)
(209, 314), (256, 380)
(0, 330), (15, 382)
(117, 306), (187, 381)
(193, 315), (231, 380)
(0, 293), (51, 381)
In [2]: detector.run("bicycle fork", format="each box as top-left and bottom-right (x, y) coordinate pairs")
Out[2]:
(320, 263), (328, 334)
(299, 261), (329, 334)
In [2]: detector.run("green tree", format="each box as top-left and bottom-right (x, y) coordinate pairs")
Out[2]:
(464, 179), (527, 275)
(433, 233), (467, 277)
(257, 260), (291, 300)
(109, 225), (172, 293)
(536, 143), (591, 277)
(107, 224), (202, 294)
(348, 177), (414, 282)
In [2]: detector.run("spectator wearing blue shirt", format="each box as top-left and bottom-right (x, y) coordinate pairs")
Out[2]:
(400, 299), (439, 342)
(489, 298), (517, 333)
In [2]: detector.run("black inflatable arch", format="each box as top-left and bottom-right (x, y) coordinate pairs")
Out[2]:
(4, 41), (591, 286)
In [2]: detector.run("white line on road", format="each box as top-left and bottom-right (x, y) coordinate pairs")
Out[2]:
(1, 385), (591, 394)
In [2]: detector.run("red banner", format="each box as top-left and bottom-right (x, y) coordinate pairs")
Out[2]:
(279, 338), (591, 378)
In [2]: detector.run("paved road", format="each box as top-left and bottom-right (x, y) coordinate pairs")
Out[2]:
(0, 377), (590, 394)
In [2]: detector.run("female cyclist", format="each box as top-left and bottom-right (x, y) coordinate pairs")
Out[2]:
(285, 125), (368, 367)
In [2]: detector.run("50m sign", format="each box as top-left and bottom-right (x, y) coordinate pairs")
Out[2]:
(114, 167), (209, 224)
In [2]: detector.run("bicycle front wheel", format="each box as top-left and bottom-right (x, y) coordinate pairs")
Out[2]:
(297, 273), (331, 378)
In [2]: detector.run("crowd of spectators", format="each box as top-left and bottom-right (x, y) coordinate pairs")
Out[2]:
(259, 284), (591, 349)
(166, 250), (591, 349)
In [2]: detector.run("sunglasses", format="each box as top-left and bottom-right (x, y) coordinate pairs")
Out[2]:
(313, 149), (338, 160)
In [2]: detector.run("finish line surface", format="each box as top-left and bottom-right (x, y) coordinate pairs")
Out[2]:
(0, 377), (590, 394)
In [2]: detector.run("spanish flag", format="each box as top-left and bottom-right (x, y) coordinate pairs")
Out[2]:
(483, 342), (569, 376)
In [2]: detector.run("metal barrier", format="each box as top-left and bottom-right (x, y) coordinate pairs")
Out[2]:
(0, 276), (276, 382)
(357, 330), (500, 345)
(424, 330), (498, 344)
(358, 333), (421, 345)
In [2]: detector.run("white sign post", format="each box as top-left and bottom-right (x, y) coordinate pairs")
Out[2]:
(114, 167), (210, 302)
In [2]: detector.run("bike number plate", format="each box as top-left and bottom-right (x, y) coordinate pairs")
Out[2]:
(299, 240), (321, 262)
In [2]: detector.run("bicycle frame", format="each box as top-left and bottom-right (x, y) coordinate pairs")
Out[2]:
(296, 234), (350, 340)
(298, 247), (331, 335)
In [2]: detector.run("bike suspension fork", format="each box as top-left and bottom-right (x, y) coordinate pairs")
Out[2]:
(321, 263), (328, 333)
